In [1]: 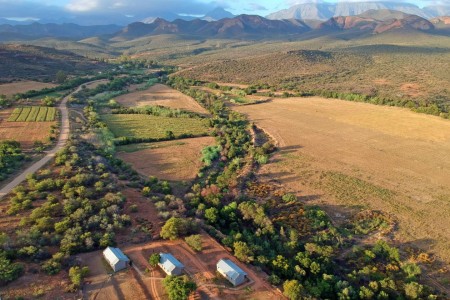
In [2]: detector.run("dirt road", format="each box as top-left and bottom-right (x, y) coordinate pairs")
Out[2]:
(0, 82), (93, 199)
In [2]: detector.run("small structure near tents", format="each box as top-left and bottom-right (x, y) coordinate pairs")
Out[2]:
(103, 246), (130, 272)
(159, 253), (185, 276)
(217, 259), (247, 286)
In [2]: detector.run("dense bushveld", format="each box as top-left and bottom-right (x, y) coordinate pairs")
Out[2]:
(0, 141), (25, 182)
(1, 140), (131, 285)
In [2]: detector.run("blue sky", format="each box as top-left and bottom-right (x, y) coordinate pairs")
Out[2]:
(0, 0), (445, 24)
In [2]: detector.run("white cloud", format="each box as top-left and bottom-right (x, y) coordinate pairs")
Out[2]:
(66, 0), (100, 12)
(65, 0), (217, 15)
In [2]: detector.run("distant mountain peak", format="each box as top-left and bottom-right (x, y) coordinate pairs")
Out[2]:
(318, 10), (434, 34)
(203, 7), (235, 21)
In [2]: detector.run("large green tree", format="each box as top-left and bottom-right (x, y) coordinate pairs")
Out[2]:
(283, 280), (303, 300)
(163, 275), (196, 300)
(160, 217), (186, 240)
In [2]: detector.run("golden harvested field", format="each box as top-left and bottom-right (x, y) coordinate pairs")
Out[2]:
(0, 108), (55, 149)
(117, 137), (215, 181)
(0, 81), (56, 96)
(115, 83), (209, 115)
(236, 97), (450, 263)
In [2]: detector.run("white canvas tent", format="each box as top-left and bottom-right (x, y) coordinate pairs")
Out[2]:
(159, 253), (184, 276)
(217, 259), (247, 286)
(103, 246), (130, 272)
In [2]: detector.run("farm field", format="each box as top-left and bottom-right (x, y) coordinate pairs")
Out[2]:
(114, 83), (209, 115)
(102, 114), (210, 141)
(0, 80), (56, 96)
(117, 137), (216, 181)
(7, 106), (56, 122)
(235, 96), (450, 263)
(0, 108), (55, 149)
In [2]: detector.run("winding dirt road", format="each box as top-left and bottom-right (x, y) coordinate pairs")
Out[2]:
(0, 83), (85, 199)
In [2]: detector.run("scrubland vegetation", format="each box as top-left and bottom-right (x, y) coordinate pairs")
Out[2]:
(180, 49), (450, 119)
(1, 50), (448, 298)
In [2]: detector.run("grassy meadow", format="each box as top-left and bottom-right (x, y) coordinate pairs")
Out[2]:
(102, 114), (210, 141)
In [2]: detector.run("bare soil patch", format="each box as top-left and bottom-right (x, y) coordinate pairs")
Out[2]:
(0, 81), (56, 96)
(115, 84), (209, 115)
(117, 137), (216, 182)
(0, 108), (55, 149)
(236, 96), (450, 264)
(400, 82), (423, 98)
(79, 251), (153, 300)
(117, 188), (163, 244)
(124, 233), (281, 300)
(0, 267), (78, 299)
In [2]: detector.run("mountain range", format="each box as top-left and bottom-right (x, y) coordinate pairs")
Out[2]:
(114, 15), (310, 40)
(267, 1), (450, 20)
(0, 2), (449, 27)
(113, 10), (447, 40)
(0, 9), (449, 42)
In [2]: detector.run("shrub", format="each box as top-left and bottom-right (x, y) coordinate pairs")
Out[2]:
(129, 204), (138, 213)
(185, 235), (202, 252)
(149, 253), (160, 268)
(42, 259), (61, 275)
(282, 193), (297, 203)
(268, 274), (281, 285)
(67, 266), (89, 291)
(0, 252), (24, 285)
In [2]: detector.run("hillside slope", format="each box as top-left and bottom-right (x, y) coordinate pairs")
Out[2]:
(0, 44), (107, 79)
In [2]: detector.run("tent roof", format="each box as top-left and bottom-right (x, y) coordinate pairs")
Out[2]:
(103, 246), (130, 265)
(159, 253), (184, 273)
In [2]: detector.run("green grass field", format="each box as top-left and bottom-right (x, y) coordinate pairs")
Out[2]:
(7, 106), (57, 122)
(102, 114), (210, 140)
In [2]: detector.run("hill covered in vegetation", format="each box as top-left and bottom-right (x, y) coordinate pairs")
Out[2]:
(0, 44), (108, 80)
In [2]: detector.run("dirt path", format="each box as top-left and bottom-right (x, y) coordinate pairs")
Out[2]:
(0, 80), (102, 199)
